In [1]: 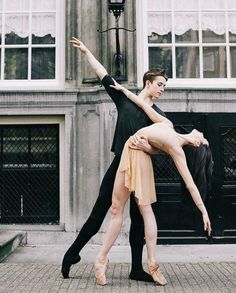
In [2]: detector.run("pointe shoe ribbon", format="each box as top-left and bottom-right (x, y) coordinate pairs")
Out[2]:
(94, 258), (109, 286)
(147, 261), (167, 286)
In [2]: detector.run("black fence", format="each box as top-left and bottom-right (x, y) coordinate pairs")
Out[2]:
(0, 125), (59, 224)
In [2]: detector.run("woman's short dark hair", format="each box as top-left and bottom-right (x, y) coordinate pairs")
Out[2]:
(142, 68), (168, 89)
(182, 144), (214, 210)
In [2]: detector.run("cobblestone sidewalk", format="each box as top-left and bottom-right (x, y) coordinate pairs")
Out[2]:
(0, 262), (235, 293)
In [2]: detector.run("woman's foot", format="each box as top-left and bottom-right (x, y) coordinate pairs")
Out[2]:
(94, 257), (109, 286)
(147, 260), (167, 286)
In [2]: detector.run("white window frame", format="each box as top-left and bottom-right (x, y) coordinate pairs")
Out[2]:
(136, 0), (236, 89)
(0, 0), (65, 91)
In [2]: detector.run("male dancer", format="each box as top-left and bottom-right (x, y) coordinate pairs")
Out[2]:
(61, 37), (168, 282)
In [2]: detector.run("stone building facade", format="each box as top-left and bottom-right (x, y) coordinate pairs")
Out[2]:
(0, 0), (235, 244)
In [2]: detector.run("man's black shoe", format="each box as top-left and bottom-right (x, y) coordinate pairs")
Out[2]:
(61, 254), (81, 278)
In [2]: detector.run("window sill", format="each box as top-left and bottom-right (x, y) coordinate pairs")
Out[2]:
(164, 79), (236, 90)
(0, 80), (65, 91)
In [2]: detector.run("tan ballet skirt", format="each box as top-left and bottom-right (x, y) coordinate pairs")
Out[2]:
(118, 138), (157, 205)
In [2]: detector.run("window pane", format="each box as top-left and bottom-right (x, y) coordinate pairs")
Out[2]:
(149, 47), (172, 78)
(202, 13), (225, 43)
(3, 128), (28, 153)
(230, 47), (236, 77)
(203, 47), (226, 78)
(176, 30), (198, 43)
(228, 0), (236, 9)
(147, 0), (171, 10)
(200, 0), (225, 10)
(32, 14), (55, 44)
(229, 13), (236, 43)
(175, 13), (198, 43)
(0, 15), (2, 44)
(148, 13), (171, 43)
(148, 32), (171, 44)
(4, 48), (28, 79)
(3, 128), (28, 168)
(32, 48), (55, 79)
(0, 0), (2, 11)
(5, 0), (29, 11)
(202, 30), (225, 43)
(5, 15), (29, 44)
(31, 127), (57, 169)
(32, 0), (56, 11)
(176, 47), (199, 78)
(32, 34), (55, 45)
(174, 0), (198, 10)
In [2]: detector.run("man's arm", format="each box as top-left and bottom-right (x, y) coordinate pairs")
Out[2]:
(70, 37), (107, 80)
(129, 134), (159, 154)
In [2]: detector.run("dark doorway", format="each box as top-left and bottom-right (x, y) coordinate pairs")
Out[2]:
(152, 113), (236, 244)
(0, 124), (59, 224)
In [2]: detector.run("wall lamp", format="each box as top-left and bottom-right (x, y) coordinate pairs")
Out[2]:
(108, 0), (125, 18)
(98, 0), (135, 79)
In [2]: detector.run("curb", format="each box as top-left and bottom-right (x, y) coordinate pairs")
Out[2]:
(0, 232), (26, 262)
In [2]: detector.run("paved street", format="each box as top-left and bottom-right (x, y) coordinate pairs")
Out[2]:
(0, 245), (236, 293)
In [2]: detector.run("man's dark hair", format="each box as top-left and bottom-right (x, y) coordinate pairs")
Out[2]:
(142, 68), (168, 89)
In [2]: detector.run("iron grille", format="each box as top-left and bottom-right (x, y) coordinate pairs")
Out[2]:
(0, 125), (59, 224)
(152, 124), (194, 184)
(221, 127), (236, 182)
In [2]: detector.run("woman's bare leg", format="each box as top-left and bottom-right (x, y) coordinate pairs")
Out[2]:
(138, 204), (157, 263)
(97, 170), (130, 261)
(138, 203), (167, 285)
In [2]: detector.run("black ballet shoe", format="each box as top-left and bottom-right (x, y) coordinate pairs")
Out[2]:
(129, 269), (155, 282)
(61, 254), (81, 278)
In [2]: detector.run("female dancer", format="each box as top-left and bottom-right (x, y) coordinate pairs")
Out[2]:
(94, 80), (212, 286)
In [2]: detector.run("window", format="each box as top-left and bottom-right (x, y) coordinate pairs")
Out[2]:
(0, 0), (65, 90)
(0, 124), (59, 224)
(137, 0), (236, 88)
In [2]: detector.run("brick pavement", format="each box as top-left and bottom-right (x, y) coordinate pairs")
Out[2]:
(0, 262), (235, 293)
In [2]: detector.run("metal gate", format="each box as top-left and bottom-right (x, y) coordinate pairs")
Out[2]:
(152, 113), (236, 244)
(0, 124), (59, 224)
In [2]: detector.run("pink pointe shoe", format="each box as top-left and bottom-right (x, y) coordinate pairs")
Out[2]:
(94, 258), (109, 286)
(147, 260), (167, 286)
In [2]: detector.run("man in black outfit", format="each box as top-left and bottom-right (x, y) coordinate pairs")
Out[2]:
(61, 37), (168, 282)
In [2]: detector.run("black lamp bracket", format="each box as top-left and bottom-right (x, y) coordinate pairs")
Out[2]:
(98, 14), (135, 33)
(97, 27), (136, 33)
(97, 16), (136, 78)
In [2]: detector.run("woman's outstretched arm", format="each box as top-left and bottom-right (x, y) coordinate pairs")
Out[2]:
(110, 80), (173, 126)
(170, 147), (212, 236)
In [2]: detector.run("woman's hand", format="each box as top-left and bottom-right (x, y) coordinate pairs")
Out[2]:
(70, 37), (88, 53)
(203, 212), (212, 237)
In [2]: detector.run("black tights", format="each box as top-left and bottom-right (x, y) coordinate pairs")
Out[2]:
(64, 155), (148, 273)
